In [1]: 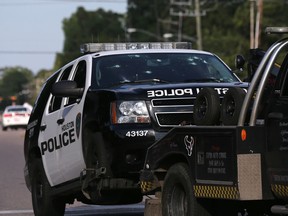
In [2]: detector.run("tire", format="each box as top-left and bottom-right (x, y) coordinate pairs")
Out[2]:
(30, 159), (66, 216)
(2, 127), (7, 131)
(162, 163), (211, 216)
(193, 88), (220, 125)
(82, 131), (142, 204)
(221, 88), (246, 125)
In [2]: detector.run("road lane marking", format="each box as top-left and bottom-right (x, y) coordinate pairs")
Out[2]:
(0, 210), (33, 214)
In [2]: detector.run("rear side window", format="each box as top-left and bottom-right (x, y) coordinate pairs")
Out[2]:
(28, 71), (60, 120)
(7, 107), (27, 112)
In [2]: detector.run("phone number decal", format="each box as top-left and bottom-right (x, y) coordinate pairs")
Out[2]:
(126, 130), (149, 137)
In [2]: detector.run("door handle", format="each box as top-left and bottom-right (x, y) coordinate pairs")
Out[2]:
(40, 124), (47, 131)
(57, 118), (65, 125)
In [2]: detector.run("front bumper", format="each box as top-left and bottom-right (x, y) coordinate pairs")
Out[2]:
(106, 127), (167, 175)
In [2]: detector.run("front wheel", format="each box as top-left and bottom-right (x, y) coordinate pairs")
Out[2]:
(162, 163), (211, 216)
(30, 159), (66, 216)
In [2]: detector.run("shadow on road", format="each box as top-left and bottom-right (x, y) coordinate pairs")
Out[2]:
(65, 203), (144, 216)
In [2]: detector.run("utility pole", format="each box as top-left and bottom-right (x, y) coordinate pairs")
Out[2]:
(250, 0), (263, 48)
(195, 0), (203, 50)
(250, 0), (255, 49)
(170, 0), (204, 50)
(255, 0), (263, 48)
(178, 11), (183, 42)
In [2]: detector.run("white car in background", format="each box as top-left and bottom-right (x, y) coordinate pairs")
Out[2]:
(2, 105), (31, 131)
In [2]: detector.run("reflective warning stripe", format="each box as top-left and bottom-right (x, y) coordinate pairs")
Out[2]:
(194, 185), (239, 199)
(141, 180), (240, 199)
(271, 184), (288, 198)
(141, 181), (156, 193)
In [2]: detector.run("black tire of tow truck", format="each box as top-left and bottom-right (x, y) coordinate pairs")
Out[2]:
(193, 88), (220, 125)
(162, 163), (211, 216)
(221, 87), (246, 125)
(30, 158), (66, 216)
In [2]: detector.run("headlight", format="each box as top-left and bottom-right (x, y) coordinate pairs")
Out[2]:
(111, 101), (150, 124)
(119, 102), (134, 115)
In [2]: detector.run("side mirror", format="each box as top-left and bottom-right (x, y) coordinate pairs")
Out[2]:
(235, 55), (246, 71)
(52, 80), (84, 98)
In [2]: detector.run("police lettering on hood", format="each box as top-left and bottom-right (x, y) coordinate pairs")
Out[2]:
(147, 88), (229, 98)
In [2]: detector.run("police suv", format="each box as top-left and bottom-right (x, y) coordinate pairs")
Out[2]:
(23, 42), (247, 215)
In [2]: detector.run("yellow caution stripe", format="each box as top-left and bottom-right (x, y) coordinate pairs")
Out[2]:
(271, 184), (288, 198)
(140, 180), (158, 193)
(194, 185), (239, 199)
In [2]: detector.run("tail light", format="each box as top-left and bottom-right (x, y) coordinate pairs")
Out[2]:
(3, 113), (12, 118)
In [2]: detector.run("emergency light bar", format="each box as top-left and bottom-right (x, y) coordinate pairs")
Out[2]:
(80, 42), (192, 54)
(265, 27), (288, 34)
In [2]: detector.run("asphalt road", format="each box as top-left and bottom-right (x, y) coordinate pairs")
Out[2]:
(0, 129), (144, 216)
(0, 129), (32, 214)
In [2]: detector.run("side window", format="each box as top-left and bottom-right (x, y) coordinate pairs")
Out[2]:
(67, 60), (86, 105)
(49, 65), (73, 113)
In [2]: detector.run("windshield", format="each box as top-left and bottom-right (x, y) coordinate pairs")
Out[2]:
(91, 53), (239, 88)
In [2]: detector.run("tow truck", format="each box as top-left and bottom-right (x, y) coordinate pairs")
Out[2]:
(140, 27), (288, 216)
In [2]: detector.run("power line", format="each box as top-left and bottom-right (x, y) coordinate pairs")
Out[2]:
(46, 0), (125, 2)
(0, 51), (59, 55)
(0, 0), (126, 6)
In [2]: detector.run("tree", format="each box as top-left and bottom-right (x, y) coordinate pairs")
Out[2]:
(126, 0), (288, 79)
(28, 69), (54, 105)
(55, 7), (126, 68)
(127, 0), (171, 41)
(0, 67), (34, 108)
(201, 1), (248, 70)
(51, 1), (288, 81)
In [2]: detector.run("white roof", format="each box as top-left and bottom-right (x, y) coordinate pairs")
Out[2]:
(88, 48), (214, 58)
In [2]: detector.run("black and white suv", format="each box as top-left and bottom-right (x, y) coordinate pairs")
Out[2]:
(24, 42), (247, 215)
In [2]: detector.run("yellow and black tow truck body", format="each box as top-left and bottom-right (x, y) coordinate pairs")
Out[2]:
(140, 27), (288, 215)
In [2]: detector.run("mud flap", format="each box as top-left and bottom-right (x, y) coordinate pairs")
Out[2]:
(238, 154), (262, 200)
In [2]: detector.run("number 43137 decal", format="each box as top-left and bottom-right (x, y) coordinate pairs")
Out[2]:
(126, 130), (149, 137)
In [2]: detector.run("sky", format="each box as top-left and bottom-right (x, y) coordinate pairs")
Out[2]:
(0, 0), (127, 74)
